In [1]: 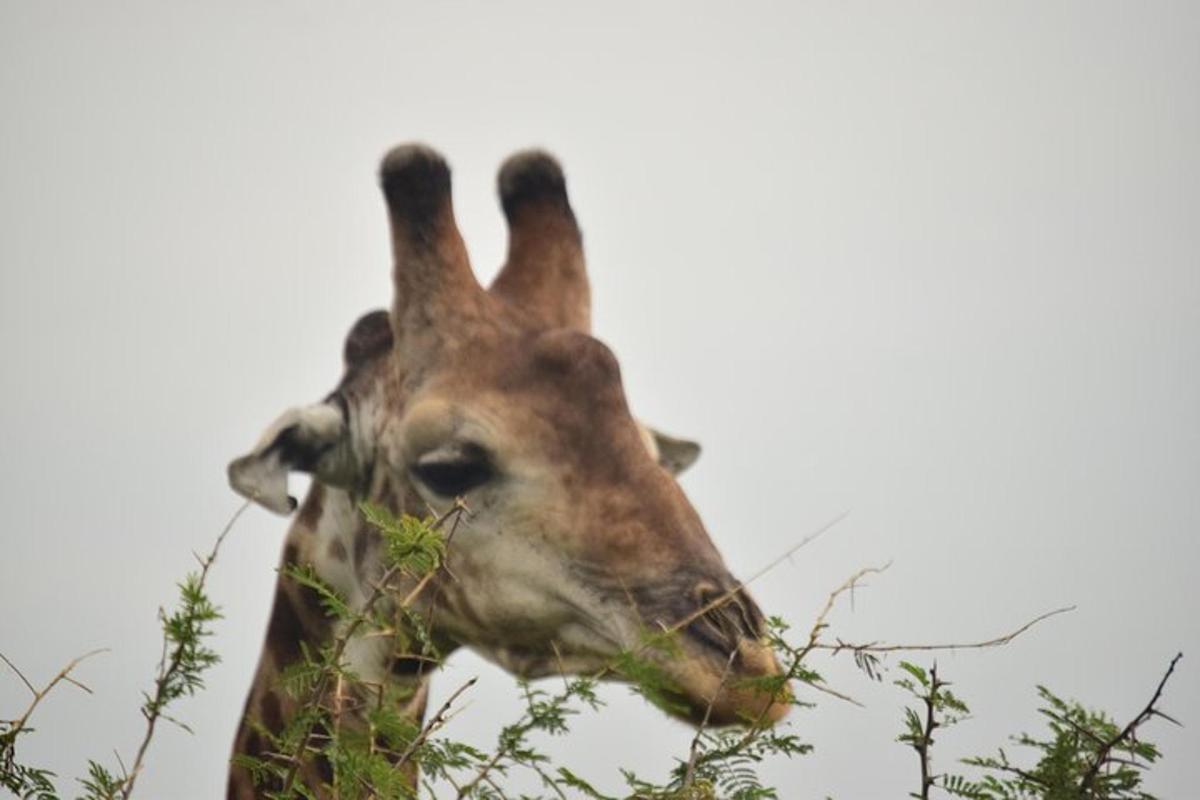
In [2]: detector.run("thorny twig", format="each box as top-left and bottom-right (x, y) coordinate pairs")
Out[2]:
(455, 732), (511, 799)
(659, 511), (849, 644)
(1, 649), (106, 771)
(682, 648), (738, 789)
(119, 498), (251, 799)
(0, 653), (38, 698)
(821, 604), (1077, 657)
(454, 671), (586, 800)
(728, 564), (891, 756)
(908, 663), (944, 800)
(393, 676), (477, 771)
(1078, 652), (1183, 793)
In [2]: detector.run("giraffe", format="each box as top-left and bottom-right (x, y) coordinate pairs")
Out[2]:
(225, 144), (789, 797)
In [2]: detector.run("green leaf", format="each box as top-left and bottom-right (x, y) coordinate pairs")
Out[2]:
(897, 661), (929, 688)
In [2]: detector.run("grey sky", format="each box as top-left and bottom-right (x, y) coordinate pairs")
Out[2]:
(1, 2), (1196, 797)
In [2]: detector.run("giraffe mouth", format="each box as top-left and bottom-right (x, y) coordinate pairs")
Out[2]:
(614, 586), (790, 726)
(651, 632), (791, 726)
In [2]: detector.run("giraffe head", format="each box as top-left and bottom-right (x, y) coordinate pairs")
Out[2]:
(229, 145), (788, 726)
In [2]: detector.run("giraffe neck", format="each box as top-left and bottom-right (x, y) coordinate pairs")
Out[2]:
(226, 482), (438, 799)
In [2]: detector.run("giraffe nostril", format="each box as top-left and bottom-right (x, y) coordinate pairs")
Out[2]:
(691, 582), (764, 655)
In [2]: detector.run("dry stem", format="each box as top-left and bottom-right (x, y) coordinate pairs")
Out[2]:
(1, 649), (106, 753)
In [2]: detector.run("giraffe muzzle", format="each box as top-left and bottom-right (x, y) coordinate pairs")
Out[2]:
(616, 577), (790, 726)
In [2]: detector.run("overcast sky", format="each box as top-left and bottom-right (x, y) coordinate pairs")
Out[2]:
(1, 2), (1197, 798)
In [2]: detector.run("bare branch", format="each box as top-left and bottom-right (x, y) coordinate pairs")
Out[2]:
(0, 653), (37, 698)
(821, 605), (1077, 656)
(806, 681), (864, 708)
(1, 649), (107, 741)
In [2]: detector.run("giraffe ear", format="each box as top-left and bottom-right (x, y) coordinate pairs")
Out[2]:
(227, 403), (355, 515)
(641, 424), (702, 476)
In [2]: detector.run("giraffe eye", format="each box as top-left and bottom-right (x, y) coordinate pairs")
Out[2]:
(411, 443), (494, 497)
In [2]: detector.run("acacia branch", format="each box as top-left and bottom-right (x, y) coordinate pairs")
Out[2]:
(119, 498), (250, 799)
(728, 564), (888, 757)
(393, 677), (477, 771)
(819, 605), (1077, 656)
(688, 563), (1072, 779)
(455, 733), (510, 798)
(1079, 652), (1183, 793)
(1, 648), (106, 762)
(908, 663), (943, 800)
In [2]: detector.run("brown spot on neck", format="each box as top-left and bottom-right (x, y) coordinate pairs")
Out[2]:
(328, 538), (348, 562)
(352, 525), (370, 575)
(298, 484), (325, 530)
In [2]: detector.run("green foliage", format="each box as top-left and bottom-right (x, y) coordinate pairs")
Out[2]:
(228, 507), (458, 799)
(895, 660), (971, 746)
(455, 676), (608, 797)
(361, 502), (447, 578)
(0, 503), (1183, 799)
(1, 691), (61, 799)
(0, 753), (58, 800)
(147, 573), (223, 716)
(612, 632), (691, 719)
(955, 685), (1166, 800)
(79, 558), (227, 800)
(285, 563), (355, 621)
(611, 616), (817, 800)
(897, 660), (1179, 800)
(674, 727), (813, 799)
(225, 503), (825, 799)
(2, 511), (234, 800)
(77, 761), (123, 800)
(2, 697), (61, 798)
(894, 661), (971, 800)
